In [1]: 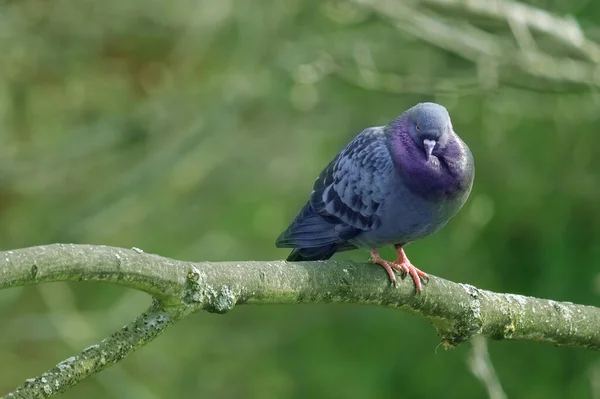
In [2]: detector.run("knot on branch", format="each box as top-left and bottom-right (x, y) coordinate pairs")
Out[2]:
(184, 265), (207, 305)
(184, 265), (237, 313)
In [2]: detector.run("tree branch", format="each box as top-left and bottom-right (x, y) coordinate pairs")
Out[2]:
(2, 244), (600, 397)
(5, 303), (188, 399)
(418, 0), (600, 63)
(346, 0), (600, 90)
(0, 244), (186, 304)
(469, 336), (507, 399)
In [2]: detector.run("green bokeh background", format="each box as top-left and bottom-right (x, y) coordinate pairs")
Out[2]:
(1, 0), (599, 398)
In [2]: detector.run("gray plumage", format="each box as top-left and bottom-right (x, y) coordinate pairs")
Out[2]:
(276, 102), (474, 267)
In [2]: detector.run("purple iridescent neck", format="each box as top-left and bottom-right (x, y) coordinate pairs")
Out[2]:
(385, 119), (474, 201)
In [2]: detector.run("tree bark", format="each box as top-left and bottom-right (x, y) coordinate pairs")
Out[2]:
(1, 244), (599, 398)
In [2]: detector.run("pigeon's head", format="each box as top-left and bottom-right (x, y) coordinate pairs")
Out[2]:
(402, 102), (453, 161)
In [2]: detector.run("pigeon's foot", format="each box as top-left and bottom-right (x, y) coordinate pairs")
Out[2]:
(393, 246), (428, 292)
(369, 249), (398, 285)
(369, 248), (428, 292)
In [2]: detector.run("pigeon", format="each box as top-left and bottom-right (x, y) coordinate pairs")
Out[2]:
(276, 102), (474, 292)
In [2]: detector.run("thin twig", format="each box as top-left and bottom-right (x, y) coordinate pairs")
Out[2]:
(417, 0), (600, 63)
(468, 336), (507, 399)
(37, 285), (163, 399)
(5, 302), (188, 399)
(349, 0), (600, 90)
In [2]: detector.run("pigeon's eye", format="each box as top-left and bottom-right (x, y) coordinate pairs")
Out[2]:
(415, 124), (420, 131)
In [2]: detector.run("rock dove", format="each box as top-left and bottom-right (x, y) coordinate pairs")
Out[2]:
(276, 102), (474, 292)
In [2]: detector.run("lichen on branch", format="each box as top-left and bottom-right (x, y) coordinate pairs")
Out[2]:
(1, 244), (599, 398)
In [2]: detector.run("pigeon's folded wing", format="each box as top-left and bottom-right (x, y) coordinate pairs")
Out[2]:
(276, 127), (393, 249)
(311, 126), (393, 232)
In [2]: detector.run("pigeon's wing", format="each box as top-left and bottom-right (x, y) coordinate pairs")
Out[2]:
(311, 126), (393, 231)
(276, 127), (393, 249)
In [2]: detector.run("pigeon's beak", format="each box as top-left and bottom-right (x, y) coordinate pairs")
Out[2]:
(423, 139), (436, 161)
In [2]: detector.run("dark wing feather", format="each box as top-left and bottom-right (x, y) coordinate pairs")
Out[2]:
(310, 127), (392, 230)
(276, 127), (393, 251)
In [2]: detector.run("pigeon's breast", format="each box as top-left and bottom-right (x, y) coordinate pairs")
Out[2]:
(349, 173), (469, 249)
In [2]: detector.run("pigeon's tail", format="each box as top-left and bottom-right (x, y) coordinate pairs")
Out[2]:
(276, 202), (359, 261)
(286, 245), (339, 261)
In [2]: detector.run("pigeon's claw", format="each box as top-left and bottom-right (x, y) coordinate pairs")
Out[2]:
(394, 246), (428, 292)
(392, 260), (427, 292)
(369, 250), (398, 286)
(369, 248), (428, 292)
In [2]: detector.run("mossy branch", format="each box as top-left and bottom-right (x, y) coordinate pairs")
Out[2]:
(2, 244), (600, 398)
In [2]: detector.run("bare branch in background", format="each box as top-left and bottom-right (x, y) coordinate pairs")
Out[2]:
(590, 360), (600, 399)
(418, 0), (600, 62)
(469, 336), (508, 399)
(1, 244), (600, 397)
(347, 0), (600, 90)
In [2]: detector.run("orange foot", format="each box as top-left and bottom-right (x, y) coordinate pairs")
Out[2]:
(370, 247), (428, 292)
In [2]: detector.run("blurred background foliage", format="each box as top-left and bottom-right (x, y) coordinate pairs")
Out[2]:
(1, 0), (599, 397)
